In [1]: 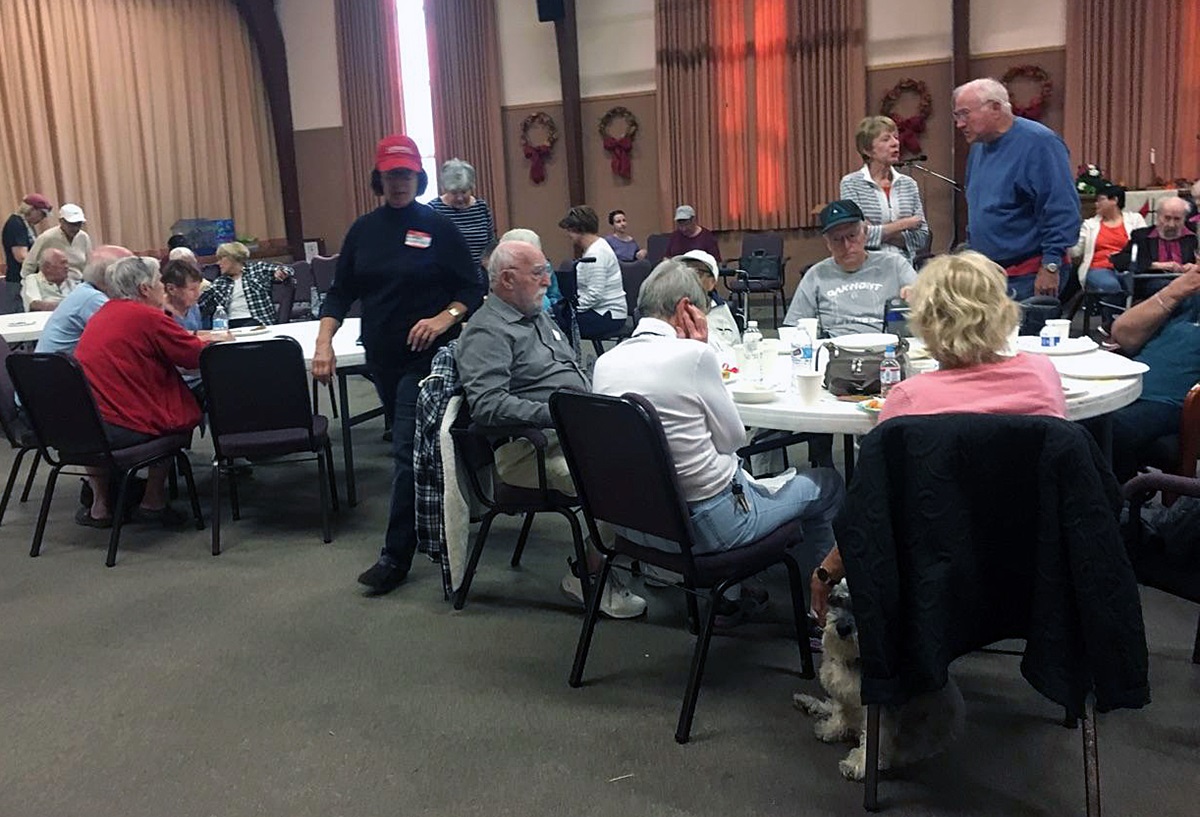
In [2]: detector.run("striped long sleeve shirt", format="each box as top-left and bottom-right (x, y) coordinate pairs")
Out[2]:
(839, 166), (930, 264)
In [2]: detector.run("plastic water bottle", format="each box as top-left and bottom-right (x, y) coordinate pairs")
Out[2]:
(1039, 323), (1059, 348)
(879, 344), (902, 397)
(791, 325), (814, 376)
(212, 304), (229, 333)
(742, 321), (763, 382)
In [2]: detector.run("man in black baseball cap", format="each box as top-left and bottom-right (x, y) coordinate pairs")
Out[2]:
(782, 199), (917, 337)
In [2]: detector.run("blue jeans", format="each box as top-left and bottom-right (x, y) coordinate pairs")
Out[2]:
(1007, 265), (1069, 301)
(1110, 399), (1180, 483)
(1084, 267), (1124, 293)
(370, 363), (426, 571)
(687, 467), (844, 574)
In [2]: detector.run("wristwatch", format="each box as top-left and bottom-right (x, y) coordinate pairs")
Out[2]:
(446, 305), (463, 319)
(1044, 262), (1060, 274)
(814, 566), (837, 587)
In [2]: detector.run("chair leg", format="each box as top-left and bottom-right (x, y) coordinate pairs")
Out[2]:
(30, 465), (60, 557)
(842, 435), (856, 483)
(562, 509), (590, 601)
(590, 339), (605, 358)
(0, 447), (31, 525)
(105, 469), (136, 567)
(511, 512), (535, 567)
(325, 443), (340, 512)
(311, 379), (320, 415)
(20, 449), (41, 502)
(326, 381), (338, 419)
(684, 585), (702, 635)
(569, 552), (612, 688)
(228, 466), (241, 520)
(175, 453), (204, 530)
(1082, 697), (1101, 817)
(167, 458), (179, 500)
(864, 704), (881, 812)
(211, 460), (222, 556)
(782, 554), (816, 679)
(1192, 610), (1200, 664)
(453, 511), (497, 610)
(316, 448), (332, 544)
(675, 583), (724, 744)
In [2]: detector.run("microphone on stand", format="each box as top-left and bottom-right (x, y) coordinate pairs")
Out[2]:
(894, 154), (928, 167)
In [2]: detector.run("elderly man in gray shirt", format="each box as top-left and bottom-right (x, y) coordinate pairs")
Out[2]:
(456, 237), (646, 618)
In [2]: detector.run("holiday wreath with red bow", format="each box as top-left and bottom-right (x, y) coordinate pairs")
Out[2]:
(1002, 65), (1052, 121)
(598, 106), (639, 180)
(879, 79), (933, 157)
(520, 112), (558, 184)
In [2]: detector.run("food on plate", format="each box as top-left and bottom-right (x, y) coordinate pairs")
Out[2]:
(721, 362), (739, 381)
(858, 397), (886, 413)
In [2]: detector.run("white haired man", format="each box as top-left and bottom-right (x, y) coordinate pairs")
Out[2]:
(456, 239), (647, 618)
(21, 248), (76, 311)
(593, 260), (844, 624)
(953, 77), (1079, 301)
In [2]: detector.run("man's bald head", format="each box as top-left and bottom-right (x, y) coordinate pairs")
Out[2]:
(83, 245), (133, 291)
(40, 249), (70, 284)
(1156, 197), (1191, 240)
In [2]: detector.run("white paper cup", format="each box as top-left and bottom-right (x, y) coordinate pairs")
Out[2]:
(794, 370), (825, 404)
(797, 318), (819, 339)
(777, 326), (798, 346)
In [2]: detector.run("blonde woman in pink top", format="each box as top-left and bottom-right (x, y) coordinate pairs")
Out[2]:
(879, 251), (1066, 423)
(811, 251), (1065, 623)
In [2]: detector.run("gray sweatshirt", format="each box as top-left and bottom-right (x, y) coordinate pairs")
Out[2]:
(783, 251), (916, 337)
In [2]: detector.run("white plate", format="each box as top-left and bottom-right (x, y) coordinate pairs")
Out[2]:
(730, 384), (777, 404)
(1052, 354), (1149, 380)
(1016, 336), (1098, 356)
(828, 332), (898, 353)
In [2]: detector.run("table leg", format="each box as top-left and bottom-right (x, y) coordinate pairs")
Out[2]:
(338, 372), (357, 507)
(842, 434), (856, 483)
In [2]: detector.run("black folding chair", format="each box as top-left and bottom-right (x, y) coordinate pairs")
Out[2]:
(0, 339), (42, 525)
(5, 353), (203, 566)
(549, 389), (814, 743)
(200, 337), (339, 553)
(449, 401), (587, 610)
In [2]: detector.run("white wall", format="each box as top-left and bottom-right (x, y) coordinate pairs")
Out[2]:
(495, 0), (656, 106)
(866, 0), (1065, 66)
(277, 0), (343, 130)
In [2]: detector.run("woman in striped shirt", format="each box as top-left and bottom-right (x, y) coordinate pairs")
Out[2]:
(429, 158), (496, 267)
(838, 116), (930, 265)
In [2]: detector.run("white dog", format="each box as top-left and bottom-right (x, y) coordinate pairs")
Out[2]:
(793, 581), (965, 781)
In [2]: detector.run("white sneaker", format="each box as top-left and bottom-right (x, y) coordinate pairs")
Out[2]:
(560, 568), (648, 619)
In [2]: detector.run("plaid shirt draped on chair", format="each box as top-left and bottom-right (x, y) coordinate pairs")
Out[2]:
(415, 342), (466, 597)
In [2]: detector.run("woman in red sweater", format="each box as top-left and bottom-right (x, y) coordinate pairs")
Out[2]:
(75, 256), (211, 527)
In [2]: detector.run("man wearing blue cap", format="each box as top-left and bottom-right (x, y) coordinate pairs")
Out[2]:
(783, 199), (917, 337)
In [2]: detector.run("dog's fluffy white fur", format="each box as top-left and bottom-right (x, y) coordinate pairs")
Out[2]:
(794, 581), (965, 781)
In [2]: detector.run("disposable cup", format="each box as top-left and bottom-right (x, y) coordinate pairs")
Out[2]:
(794, 370), (825, 405)
(796, 318), (819, 339)
(1046, 318), (1070, 341)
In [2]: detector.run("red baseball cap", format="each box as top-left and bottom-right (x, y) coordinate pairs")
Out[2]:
(375, 134), (423, 173)
(23, 193), (52, 211)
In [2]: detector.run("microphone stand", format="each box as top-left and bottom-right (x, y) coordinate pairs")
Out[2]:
(901, 161), (965, 251)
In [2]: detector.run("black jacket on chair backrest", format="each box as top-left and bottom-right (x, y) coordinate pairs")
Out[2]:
(836, 414), (1149, 718)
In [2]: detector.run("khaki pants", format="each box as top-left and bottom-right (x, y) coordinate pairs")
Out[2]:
(493, 431), (577, 495)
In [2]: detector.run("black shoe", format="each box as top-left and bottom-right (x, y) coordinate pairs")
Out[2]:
(382, 429), (393, 443)
(133, 504), (189, 528)
(714, 590), (768, 629)
(357, 560), (407, 596)
(75, 506), (113, 529)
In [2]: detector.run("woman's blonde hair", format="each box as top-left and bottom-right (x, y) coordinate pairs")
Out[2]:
(908, 251), (1018, 369)
(215, 241), (249, 264)
(854, 115), (898, 160)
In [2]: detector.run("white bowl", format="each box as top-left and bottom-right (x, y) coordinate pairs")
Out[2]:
(730, 384), (777, 404)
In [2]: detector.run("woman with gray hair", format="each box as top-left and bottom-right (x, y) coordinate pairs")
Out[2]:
(74, 256), (215, 527)
(430, 158), (496, 266)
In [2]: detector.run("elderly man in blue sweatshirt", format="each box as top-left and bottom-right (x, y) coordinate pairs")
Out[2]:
(955, 77), (1080, 301)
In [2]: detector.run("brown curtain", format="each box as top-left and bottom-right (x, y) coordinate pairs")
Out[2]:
(1178, 1), (1200, 177)
(0, 0), (284, 253)
(656, 0), (865, 230)
(425, 0), (509, 233)
(335, 0), (405, 217)
(1064, 0), (1191, 186)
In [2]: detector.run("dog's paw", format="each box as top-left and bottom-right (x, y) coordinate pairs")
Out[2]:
(793, 692), (828, 716)
(839, 748), (867, 781)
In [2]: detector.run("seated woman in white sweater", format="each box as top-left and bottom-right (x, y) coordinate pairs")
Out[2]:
(558, 205), (627, 340)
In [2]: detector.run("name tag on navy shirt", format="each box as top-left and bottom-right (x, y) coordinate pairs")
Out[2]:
(405, 230), (432, 249)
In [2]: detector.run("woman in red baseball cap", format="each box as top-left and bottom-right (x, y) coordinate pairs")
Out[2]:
(3, 194), (53, 309)
(312, 134), (485, 596)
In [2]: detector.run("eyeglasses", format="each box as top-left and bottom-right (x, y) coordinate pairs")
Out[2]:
(951, 107), (977, 122)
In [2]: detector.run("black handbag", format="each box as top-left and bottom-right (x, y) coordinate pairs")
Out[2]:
(819, 338), (908, 397)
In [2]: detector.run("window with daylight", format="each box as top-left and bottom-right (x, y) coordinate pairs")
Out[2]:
(395, 0), (438, 202)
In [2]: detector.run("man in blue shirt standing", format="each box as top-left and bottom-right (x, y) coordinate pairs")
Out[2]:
(35, 245), (131, 354)
(955, 77), (1080, 301)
